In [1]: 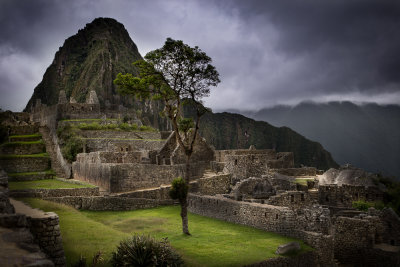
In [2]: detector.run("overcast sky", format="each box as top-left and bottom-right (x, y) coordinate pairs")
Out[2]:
(1, 0), (400, 111)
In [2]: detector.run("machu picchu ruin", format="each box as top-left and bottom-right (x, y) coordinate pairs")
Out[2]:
(1, 15), (400, 267)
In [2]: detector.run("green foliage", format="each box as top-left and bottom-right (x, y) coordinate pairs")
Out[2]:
(71, 251), (103, 267)
(169, 177), (188, 203)
(178, 117), (194, 133)
(57, 124), (83, 162)
(139, 125), (155, 132)
(373, 174), (400, 215)
(118, 122), (138, 131)
(0, 153), (49, 159)
(352, 200), (385, 211)
(111, 234), (183, 267)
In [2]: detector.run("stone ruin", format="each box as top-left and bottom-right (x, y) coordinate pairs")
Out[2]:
(1, 89), (399, 266)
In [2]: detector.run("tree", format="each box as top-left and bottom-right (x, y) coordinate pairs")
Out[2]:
(114, 38), (220, 235)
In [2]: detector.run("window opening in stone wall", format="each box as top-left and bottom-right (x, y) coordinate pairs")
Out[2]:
(325, 195), (329, 202)
(235, 159), (238, 165)
(275, 214), (278, 220)
(291, 195), (294, 202)
(391, 240), (395, 246)
(301, 194), (304, 201)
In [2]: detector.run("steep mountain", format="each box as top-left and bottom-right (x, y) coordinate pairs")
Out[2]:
(184, 108), (338, 170)
(240, 102), (400, 179)
(25, 17), (142, 111)
(24, 17), (338, 170)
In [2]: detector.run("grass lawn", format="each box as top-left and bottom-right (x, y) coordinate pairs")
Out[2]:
(22, 199), (312, 266)
(9, 134), (42, 138)
(0, 153), (49, 159)
(9, 179), (96, 190)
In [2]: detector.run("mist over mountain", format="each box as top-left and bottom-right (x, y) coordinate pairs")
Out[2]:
(238, 102), (400, 179)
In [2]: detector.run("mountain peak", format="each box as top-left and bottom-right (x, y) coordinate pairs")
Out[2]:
(25, 17), (142, 111)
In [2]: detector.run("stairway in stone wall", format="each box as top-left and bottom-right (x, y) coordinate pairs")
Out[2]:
(39, 126), (67, 179)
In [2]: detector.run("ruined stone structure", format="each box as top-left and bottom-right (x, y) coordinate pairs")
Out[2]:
(1, 89), (399, 266)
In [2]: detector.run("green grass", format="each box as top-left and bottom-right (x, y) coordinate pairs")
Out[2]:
(21, 199), (311, 266)
(294, 178), (314, 186)
(60, 118), (115, 122)
(9, 179), (96, 190)
(7, 170), (55, 177)
(9, 133), (42, 138)
(0, 153), (49, 159)
(1, 140), (44, 146)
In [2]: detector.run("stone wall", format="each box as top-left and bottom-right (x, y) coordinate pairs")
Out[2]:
(9, 125), (40, 135)
(10, 187), (100, 198)
(266, 152), (295, 169)
(215, 149), (276, 162)
(84, 138), (165, 153)
(231, 177), (275, 200)
(0, 142), (45, 155)
(28, 213), (66, 266)
(245, 251), (317, 267)
(223, 154), (269, 182)
(80, 130), (162, 140)
(0, 157), (50, 173)
(188, 194), (334, 264)
(197, 173), (232, 196)
(45, 196), (174, 211)
(318, 184), (384, 208)
(79, 151), (143, 164)
(266, 191), (314, 209)
(73, 154), (209, 193)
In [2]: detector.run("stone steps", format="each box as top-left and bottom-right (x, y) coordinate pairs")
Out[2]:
(7, 171), (55, 181)
(39, 127), (67, 179)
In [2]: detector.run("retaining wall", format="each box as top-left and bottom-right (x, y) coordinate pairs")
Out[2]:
(10, 187), (99, 198)
(28, 213), (66, 266)
(45, 196), (174, 211)
(0, 142), (45, 155)
(0, 157), (50, 173)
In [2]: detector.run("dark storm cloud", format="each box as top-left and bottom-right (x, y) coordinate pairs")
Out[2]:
(215, 0), (400, 105)
(1, 0), (400, 111)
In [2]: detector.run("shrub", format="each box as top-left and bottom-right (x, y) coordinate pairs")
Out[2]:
(111, 234), (183, 267)
(62, 136), (83, 162)
(169, 177), (188, 203)
(118, 122), (138, 131)
(352, 200), (385, 211)
(139, 125), (155, 132)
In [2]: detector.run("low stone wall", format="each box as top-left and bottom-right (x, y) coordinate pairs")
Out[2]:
(116, 186), (172, 200)
(197, 173), (231, 195)
(10, 187), (100, 198)
(210, 161), (225, 173)
(0, 157), (50, 173)
(215, 149), (276, 162)
(266, 191), (314, 209)
(45, 196), (174, 211)
(78, 151), (142, 164)
(188, 194), (334, 264)
(318, 184), (384, 208)
(73, 158), (209, 193)
(271, 167), (316, 177)
(80, 130), (162, 140)
(0, 142), (45, 155)
(9, 125), (39, 135)
(28, 213), (66, 266)
(84, 138), (165, 152)
(245, 251), (317, 267)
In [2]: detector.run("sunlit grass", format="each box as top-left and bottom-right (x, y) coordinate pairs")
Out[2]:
(22, 199), (312, 266)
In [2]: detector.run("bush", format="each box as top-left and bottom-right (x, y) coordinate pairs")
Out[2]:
(169, 177), (188, 203)
(111, 234), (183, 267)
(118, 122), (138, 131)
(139, 125), (155, 132)
(352, 200), (385, 211)
(62, 136), (84, 162)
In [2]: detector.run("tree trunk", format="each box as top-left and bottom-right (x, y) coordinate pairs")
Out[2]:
(180, 154), (191, 235)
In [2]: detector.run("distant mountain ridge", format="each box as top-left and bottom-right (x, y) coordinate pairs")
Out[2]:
(238, 101), (400, 179)
(184, 108), (338, 170)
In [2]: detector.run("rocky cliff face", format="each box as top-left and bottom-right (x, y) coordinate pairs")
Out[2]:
(25, 17), (142, 111)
